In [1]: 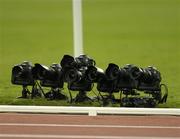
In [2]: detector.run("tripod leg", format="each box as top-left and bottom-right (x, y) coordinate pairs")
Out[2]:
(74, 91), (92, 103)
(18, 86), (29, 98)
(68, 90), (73, 103)
(54, 88), (67, 100)
(21, 89), (28, 98)
(31, 83), (42, 99)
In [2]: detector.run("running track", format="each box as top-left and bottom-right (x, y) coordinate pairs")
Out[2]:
(0, 113), (180, 139)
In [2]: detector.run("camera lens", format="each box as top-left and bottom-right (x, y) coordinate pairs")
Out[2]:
(69, 70), (76, 80)
(65, 68), (82, 82)
(12, 66), (23, 77)
(86, 66), (97, 82)
(129, 66), (141, 79)
(105, 63), (119, 80)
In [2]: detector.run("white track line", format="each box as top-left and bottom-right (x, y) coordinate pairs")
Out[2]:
(0, 134), (179, 139)
(0, 123), (180, 129)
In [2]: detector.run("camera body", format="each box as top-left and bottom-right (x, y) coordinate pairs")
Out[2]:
(65, 67), (93, 91)
(32, 63), (64, 88)
(130, 66), (162, 102)
(62, 55), (95, 91)
(97, 73), (119, 93)
(132, 66), (161, 91)
(96, 63), (119, 93)
(97, 64), (138, 94)
(11, 61), (34, 86)
(117, 64), (139, 91)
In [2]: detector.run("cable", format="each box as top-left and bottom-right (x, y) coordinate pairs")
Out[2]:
(159, 84), (168, 103)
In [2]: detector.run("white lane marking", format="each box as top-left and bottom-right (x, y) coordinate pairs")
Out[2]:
(0, 123), (180, 129)
(0, 134), (179, 139)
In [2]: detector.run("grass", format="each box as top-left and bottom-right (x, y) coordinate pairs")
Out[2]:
(0, 0), (179, 107)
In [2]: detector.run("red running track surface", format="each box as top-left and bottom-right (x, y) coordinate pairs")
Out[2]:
(0, 113), (180, 139)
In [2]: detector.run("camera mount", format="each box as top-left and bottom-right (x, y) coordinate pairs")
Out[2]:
(44, 88), (67, 100)
(19, 85), (31, 98)
(18, 82), (43, 99)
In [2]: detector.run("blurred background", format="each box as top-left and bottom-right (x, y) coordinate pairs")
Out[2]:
(0, 0), (179, 107)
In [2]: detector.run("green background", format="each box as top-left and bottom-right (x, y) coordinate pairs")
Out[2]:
(0, 0), (179, 107)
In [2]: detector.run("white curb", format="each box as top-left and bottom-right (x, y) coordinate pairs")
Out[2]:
(0, 105), (180, 116)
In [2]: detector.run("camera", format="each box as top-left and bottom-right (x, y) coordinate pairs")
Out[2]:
(96, 64), (140, 106)
(62, 55), (95, 90)
(11, 61), (34, 86)
(130, 66), (161, 91)
(129, 66), (163, 104)
(61, 54), (96, 102)
(32, 63), (66, 100)
(11, 61), (41, 98)
(32, 63), (63, 88)
(94, 64), (119, 105)
(119, 65), (166, 107)
(103, 63), (139, 91)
